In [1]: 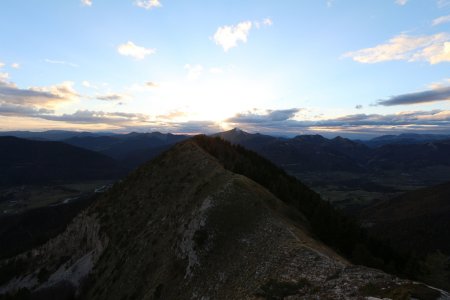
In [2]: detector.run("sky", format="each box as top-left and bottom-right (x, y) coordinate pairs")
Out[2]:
(1, 0), (450, 138)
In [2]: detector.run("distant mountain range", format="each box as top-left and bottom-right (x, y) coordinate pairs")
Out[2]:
(1, 136), (445, 299)
(2, 129), (450, 188)
(0, 136), (124, 186)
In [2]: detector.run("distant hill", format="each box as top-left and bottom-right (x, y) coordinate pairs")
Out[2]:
(361, 133), (450, 148)
(215, 128), (370, 173)
(0, 130), (115, 141)
(64, 132), (189, 169)
(215, 128), (450, 177)
(1, 136), (444, 299)
(0, 136), (124, 185)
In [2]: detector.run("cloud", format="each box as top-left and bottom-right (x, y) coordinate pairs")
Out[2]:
(438, 0), (450, 8)
(377, 86), (450, 106)
(223, 109), (450, 137)
(226, 108), (301, 123)
(326, 0), (335, 8)
(134, 0), (161, 10)
(355, 105), (363, 109)
(263, 18), (273, 26)
(145, 81), (158, 88)
(0, 62), (5, 68)
(184, 64), (204, 80)
(41, 110), (149, 125)
(395, 0), (408, 5)
(117, 41), (156, 60)
(0, 103), (53, 117)
(81, 0), (92, 6)
(11, 63), (20, 69)
(95, 93), (126, 101)
(0, 77), (78, 108)
(213, 21), (253, 52)
(45, 59), (78, 68)
(343, 33), (450, 64)
(433, 15), (450, 26)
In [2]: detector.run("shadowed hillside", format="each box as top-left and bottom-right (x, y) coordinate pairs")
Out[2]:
(0, 136), (446, 299)
(0, 137), (124, 186)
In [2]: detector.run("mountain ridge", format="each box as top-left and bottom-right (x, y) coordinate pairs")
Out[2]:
(1, 137), (446, 299)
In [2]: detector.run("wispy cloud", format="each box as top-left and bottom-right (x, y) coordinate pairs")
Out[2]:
(432, 15), (450, 26)
(117, 41), (156, 60)
(81, 0), (92, 7)
(395, 0), (408, 6)
(134, 0), (161, 10)
(377, 86), (450, 106)
(0, 62), (4, 68)
(11, 63), (20, 69)
(184, 64), (204, 80)
(343, 33), (450, 64)
(438, 0), (450, 8)
(45, 59), (78, 68)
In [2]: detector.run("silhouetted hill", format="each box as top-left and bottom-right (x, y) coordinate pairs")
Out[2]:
(369, 140), (450, 171)
(1, 136), (444, 299)
(0, 137), (123, 185)
(362, 133), (450, 148)
(0, 130), (114, 141)
(64, 132), (189, 169)
(215, 129), (370, 172)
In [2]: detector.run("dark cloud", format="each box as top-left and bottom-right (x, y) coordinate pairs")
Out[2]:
(96, 94), (125, 101)
(224, 109), (450, 137)
(355, 105), (363, 109)
(226, 108), (300, 123)
(41, 110), (148, 125)
(0, 103), (53, 116)
(377, 86), (450, 106)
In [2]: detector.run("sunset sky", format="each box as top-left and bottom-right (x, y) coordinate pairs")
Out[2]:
(1, 0), (450, 138)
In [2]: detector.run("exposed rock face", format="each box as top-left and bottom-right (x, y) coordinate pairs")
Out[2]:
(0, 140), (448, 299)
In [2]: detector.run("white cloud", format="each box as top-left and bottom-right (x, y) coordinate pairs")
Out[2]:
(0, 62), (4, 68)
(344, 33), (450, 64)
(134, 0), (161, 10)
(432, 15), (450, 26)
(0, 72), (9, 81)
(117, 41), (156, 60)
(326, 0), (335, 8)
(184, 64), (204, 80)
(81, 0), (92, 7)
(213, 21), (253, 52)
(11, 63), (20, 69)
(395, 0), (408, 6)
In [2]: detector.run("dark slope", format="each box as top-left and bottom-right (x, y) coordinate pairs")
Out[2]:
(361, 181), (450, 256)
(0, 136), (123, 185)
(1, 136), (444, 299)
(64, 132), (189, 169)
